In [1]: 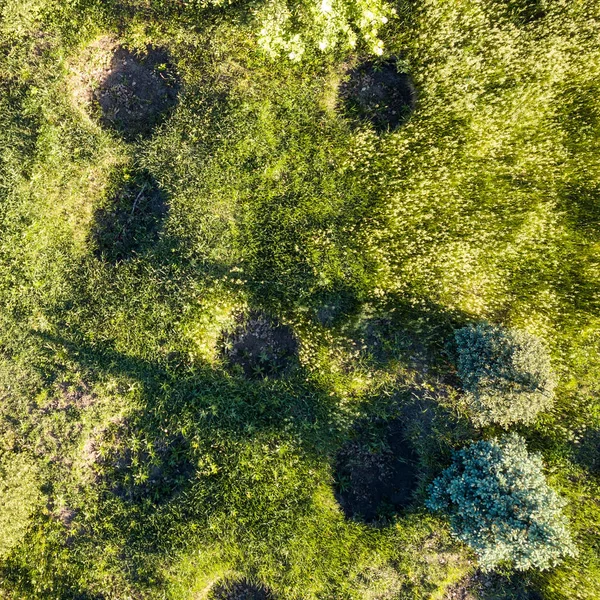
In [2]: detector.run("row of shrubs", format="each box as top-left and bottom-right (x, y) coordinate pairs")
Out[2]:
(426, 323), (576, 572)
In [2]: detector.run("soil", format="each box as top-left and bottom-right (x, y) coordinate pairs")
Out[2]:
(334, 419), (419, 523)
(220, 311), (299, 379)
(93, 45), (180, 139)
(91, 170), (168, 263)
(209, 579), (273, 600)
(339, 59), (416, 133)
(446, 571), (544, 600)
(109, 433), (195, 504)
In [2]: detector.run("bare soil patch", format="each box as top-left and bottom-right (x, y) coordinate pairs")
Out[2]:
(445, 571), (544, 600)
(220, 311), (299, 379)
(108, 434), (194, 504)
(73, 37), (180, 139)
(209, 579), (273, 600)
(339, 59), (416, 133)
(91, 170), (168, 263)
(334, 419), (419, 523)
(82, 419), (194, 504)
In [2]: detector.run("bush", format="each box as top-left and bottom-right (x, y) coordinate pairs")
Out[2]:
(454, 323), (556, 427)
(255, 0), (395, 61)
(0, 453), (41, 559)
(426, 434), (576, 572)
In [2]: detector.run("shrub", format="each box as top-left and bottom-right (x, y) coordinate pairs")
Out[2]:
(0, 453), (41, 559)
(255, 0), (395, 61)
(454, 323), (556, 427)
(426, 434), (576, 572)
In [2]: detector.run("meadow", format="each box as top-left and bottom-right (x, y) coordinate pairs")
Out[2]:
(0, 0), (599, 598)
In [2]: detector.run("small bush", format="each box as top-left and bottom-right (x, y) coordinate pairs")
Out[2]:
(454, 323), (556, 427)
(255, 0), (395, 61)
(426, 434), (576, 572)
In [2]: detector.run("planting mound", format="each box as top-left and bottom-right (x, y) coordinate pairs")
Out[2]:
(87, 425), (194, 505)
(210, 579), (273, 600)
(334, 420), (418, 523)
(91, 170), (168, 263)
(339, 59), (416, 133)
(88, 42), (180, 139)
(220, 311), (299, 379)
(447, 571), (544, 600)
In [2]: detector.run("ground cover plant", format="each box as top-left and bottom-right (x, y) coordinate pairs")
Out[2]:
(0, 0), (599, 598)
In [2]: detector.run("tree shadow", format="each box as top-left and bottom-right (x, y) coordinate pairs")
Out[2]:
(334, 418), (419, 523)
(339, 58), (417, 133)
(91, 168), (169, 264)
(31, 328), (342, 560)
(502, 0), (548, 25)
(330, 297), (477, 523)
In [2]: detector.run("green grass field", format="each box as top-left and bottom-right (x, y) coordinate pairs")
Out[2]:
(0, 0), (599, 598)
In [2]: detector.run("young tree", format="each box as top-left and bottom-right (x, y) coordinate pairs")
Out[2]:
(426, 434), (576, 571)
(454, 323), (556, 427)
(255, 0), (395, 61)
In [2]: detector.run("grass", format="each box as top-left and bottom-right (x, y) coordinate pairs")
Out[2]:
(0, 0), (599, 598)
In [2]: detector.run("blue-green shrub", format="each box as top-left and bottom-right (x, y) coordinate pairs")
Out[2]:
(426, 434), (576, 572)
(454, 323), (556, 427)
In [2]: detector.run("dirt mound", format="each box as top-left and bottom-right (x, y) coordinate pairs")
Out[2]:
(91, 170), (168, 263)
(73, 38), (180, 139)
(339, 59), (416, 133)
(220, 311), (299, 379)
(210, 579), (273, 600)
(445, 571), (544, 600)
(334, 419), (419, 523)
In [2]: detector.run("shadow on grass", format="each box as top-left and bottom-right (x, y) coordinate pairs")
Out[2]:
(30, 327), (340, 568)
(334, 418), (419, 523)
(91, 169), (169, 264)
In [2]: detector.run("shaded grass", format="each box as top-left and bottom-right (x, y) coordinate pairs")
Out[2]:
(0, 0), (599, 598)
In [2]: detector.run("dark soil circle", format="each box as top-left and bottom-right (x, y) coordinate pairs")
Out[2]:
(94, 45), (180, 139)
(220, 311), (299, 379)
(91, 170), (168, 263)
(99, 431), (194, 505)
(334, 420), (418, 523)
(210, 579), (273, 600)
(339, 59), (416, 133)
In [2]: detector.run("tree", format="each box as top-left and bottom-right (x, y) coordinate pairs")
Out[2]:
(426, 434), (576, 572)
(454, 323), (556, 427)
(255, 0), (395, 61)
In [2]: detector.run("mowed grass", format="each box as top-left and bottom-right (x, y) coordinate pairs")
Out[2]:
(0, 0), (599, 598)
